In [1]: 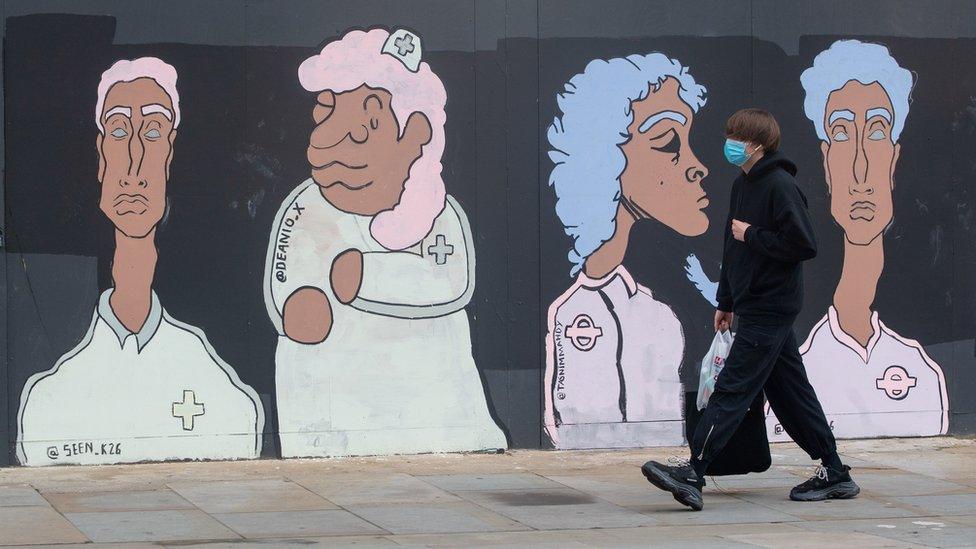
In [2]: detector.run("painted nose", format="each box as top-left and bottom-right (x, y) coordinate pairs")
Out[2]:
(851, 141), (873, 195)
(313, 90), (336, 124)
(685, 161), (708, 183)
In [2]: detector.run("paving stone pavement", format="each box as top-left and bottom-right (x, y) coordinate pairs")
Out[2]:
(0, 437), (973, 547)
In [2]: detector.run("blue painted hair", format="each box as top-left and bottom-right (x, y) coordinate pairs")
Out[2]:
(547, 53), (707, 276)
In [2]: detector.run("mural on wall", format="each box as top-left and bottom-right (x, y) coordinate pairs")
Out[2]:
(264, 28), (506, 457)
(767, 40), (949, 440)
(16, 58), (265, 466)
(544, 53), (710, 449)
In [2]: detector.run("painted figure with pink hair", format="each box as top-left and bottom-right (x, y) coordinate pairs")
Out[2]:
(264, 28), (505, 457)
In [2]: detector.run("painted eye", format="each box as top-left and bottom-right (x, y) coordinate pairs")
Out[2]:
(145, 128), (162, 139)
(110, 128), (128, 139)
(832, 131), (849, 142)
(868, 129), (887, 141)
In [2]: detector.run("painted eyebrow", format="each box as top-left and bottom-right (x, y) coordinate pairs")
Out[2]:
(638, 110), (687, 133)
(103, 106), (132, 120)
(141, 104), (173, 121)
(865, 107), (892, 123)
(827, 109), (855, 126)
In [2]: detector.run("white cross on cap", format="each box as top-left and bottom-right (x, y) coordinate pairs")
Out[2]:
(382, 29), (422, 72)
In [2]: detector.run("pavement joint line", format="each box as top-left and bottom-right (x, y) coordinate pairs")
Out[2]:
(288, 474), (394, 537)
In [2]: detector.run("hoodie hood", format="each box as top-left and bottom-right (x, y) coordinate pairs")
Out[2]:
(746, 150), (797, 181)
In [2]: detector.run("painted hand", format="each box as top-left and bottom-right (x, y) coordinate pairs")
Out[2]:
(331, 248), (364, 304)
(731, 219), (751, 242)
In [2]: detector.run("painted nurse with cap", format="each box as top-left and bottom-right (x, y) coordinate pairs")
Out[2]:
(264, 28), (505, 457)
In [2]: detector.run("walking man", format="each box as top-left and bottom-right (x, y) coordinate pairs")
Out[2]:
(641, 109), (860, 510)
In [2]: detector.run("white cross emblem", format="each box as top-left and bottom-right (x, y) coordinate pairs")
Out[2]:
(427, 234), (454, 265)
(172, 390), (205, 431)
(394, 33), (416, 56)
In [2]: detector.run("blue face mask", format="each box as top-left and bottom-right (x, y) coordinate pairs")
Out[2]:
(724, 139), (754, 166)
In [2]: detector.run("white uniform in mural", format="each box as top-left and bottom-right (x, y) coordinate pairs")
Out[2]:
(17, 56), (264, 466)
(266, 179), (505, 457)
(545, 266), (684, 449)
(765, 40), (950, 440)
(18, 291), (263, 466)
(544, 52), (711, 449)
(767, 307), (948, 439)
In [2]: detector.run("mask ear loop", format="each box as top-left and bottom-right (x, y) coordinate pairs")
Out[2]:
(747, 143), (763, 159)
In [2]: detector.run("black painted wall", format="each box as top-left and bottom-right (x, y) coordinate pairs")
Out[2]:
(3, 0), (975, 466)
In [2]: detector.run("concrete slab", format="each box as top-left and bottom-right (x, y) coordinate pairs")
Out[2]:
(159, 537), (397, 548)
(630, 494), (799, 526)
(45, 489), (194, 513)
(0, 485), (48, 507)
(891, 494), (976, 516)
(64, 509), (239, 543)
(796, 516), (976, 548)
(212, 509), (386, 538)
(855, 471), (971, 497)
(419, 473), (565, 491)
(0, 506), (88, 545)
(724, 531), (923, 548)
(732, 488), (923, 520)
(457, 488), (659, 530)
(293, 472), (462, 505)
(346, 501), (530, 534)
(168, 478), (337, 513)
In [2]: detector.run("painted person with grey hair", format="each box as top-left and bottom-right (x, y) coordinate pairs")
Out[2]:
(766, 40), (948, 442)
(643, 106), (859, 511)
(543, 52), (710, 450)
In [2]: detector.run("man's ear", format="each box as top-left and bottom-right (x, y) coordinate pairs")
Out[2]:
(96, 133), (106, 183)
(165, 129), (178, 180)
(820, 140), (831, 194)
(890, 143), (900, 190)
(401, 112), (432, 150)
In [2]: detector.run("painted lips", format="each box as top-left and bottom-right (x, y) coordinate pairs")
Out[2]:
(114, 194), (149, 215)
(850, 201), (876, 221)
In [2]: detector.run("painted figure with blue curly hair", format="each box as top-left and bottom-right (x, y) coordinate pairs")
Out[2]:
(544, 52), (710, 449)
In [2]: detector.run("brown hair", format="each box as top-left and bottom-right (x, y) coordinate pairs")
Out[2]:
(726, 108), (781, 153)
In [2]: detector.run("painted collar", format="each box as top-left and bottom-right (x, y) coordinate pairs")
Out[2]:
(827, 305), (882, 363)
(97, 289), (163, 352)
(576, 265), (638, 297)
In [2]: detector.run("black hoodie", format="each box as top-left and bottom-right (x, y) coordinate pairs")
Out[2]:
(716, 151), (817, 321)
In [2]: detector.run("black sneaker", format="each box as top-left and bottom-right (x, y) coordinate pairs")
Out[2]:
(790, 465), (860, 501)
(641, 458), (705, 511)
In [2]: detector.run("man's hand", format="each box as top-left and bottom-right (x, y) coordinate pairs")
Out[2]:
(714, 309), (734, 332)
(731, 219), (751, 242)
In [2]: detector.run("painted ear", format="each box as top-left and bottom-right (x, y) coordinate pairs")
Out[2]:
(820, 141), (831, 194)
(890, 143), (900, 190)
(166, 129), (178, 180)
(96, 133), (106, 183)
(402, 111), (432, 149)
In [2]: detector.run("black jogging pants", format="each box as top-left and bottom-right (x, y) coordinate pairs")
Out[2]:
(690, 316), (838, 477)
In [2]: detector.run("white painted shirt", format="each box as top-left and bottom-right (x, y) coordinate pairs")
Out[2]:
(544, 266), (685, 449)
(18, 290), (264, 466)
(767, 306), (948, 440)
(265, 179), (505, 458)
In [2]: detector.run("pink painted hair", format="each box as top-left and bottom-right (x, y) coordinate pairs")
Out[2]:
(95, 57), (180, 134)
(298, 28), (448, 251)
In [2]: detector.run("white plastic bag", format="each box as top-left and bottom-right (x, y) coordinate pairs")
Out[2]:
(697, 330), (733, 410)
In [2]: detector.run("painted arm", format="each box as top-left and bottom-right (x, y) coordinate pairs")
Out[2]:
(350, 195), (475, 318)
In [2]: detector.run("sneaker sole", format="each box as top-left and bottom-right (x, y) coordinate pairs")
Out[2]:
(790, 481), (861, 502)
(641, 463), (703, 511)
